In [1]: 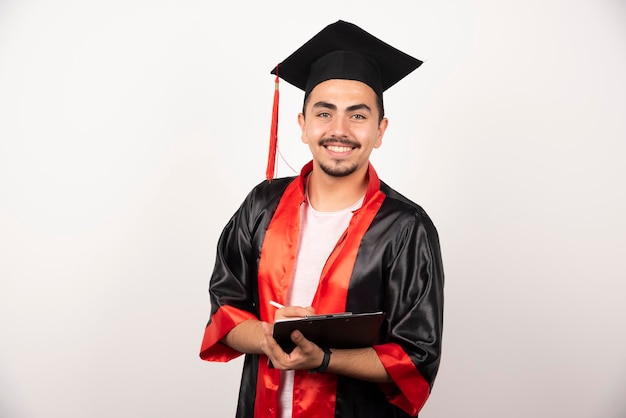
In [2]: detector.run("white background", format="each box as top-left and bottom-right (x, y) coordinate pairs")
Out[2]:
(1, 1), (625, 417)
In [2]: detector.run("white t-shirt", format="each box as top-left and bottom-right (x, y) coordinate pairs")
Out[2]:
(279, 194), (364, 418)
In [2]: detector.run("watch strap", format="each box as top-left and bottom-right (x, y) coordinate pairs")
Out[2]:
(309, 346), (331, 374)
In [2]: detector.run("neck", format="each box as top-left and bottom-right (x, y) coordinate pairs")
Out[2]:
(306, 166), (368, 212)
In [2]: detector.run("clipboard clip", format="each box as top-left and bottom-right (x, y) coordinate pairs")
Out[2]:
(303, 312), (353, 320)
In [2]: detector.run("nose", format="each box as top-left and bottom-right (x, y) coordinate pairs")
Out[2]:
(329, 116), (348, 137)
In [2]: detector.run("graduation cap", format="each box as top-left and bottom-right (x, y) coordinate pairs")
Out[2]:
(266, 20), (422, 180)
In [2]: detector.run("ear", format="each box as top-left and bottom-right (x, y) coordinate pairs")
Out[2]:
(375, 117), (388, 149)
(298, 113), (307, 143)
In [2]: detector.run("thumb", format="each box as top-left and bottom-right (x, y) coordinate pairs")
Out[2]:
(290, 330), (302, 342)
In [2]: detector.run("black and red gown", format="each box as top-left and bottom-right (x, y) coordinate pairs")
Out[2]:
(200, 161), (444, 418)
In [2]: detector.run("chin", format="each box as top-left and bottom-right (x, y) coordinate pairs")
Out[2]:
(319, 162), (358, 178)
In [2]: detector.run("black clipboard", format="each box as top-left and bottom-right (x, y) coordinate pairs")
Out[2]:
(272, 311), (386, 353)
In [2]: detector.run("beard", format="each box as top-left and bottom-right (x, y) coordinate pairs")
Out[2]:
(319, 160), (359, 177)
(317, 137), (360, 177)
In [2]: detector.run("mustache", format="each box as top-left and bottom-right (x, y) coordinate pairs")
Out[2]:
(318, 137), (361, 148)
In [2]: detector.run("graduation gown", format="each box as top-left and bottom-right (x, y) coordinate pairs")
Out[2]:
(200, 162), (444, 418)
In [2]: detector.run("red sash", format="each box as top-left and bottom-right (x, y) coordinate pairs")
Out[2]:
(254, 162), (385, 418)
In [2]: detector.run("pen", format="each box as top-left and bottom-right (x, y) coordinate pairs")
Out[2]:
(269, 300), (285, 309)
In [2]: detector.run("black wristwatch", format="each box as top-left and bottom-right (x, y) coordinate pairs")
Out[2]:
(309, 347), (332, 374)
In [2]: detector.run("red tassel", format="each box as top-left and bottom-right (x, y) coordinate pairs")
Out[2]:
(266, 73), (279, 181)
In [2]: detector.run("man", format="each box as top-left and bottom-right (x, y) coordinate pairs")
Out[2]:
(200, 20), (444, 418)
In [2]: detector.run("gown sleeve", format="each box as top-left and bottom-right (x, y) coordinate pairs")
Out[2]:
(199, 190), (261, 362)
(374, 210), (444, 416)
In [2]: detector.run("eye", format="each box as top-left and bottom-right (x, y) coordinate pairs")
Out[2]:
(317, 111), (331, 118)
(351, 113), (366, 120)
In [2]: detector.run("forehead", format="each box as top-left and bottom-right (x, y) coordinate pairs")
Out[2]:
(306, 79), (378, 106)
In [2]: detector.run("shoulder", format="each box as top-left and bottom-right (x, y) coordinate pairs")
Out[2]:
(379, 181), (434, 222)
(237, 176), (297, 218)
(375, 181), (441, 244)
(246, 176), (295, 204)
(223, 176), (298, 238)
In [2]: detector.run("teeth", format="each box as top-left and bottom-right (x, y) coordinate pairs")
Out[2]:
(327, 145), (352, 153)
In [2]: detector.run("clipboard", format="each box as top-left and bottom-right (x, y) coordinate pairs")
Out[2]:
(272, 311), (386, 353)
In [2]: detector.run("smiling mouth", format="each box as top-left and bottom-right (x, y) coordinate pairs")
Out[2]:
(326, 145), (354, 153)
(320, 138), (360, 153)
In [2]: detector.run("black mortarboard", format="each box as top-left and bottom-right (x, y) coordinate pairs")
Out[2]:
(271, 20), (422, 99)
(265, 20), (422, 180)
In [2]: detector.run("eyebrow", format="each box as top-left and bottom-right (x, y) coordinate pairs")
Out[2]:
(312, 101), (372, 114)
